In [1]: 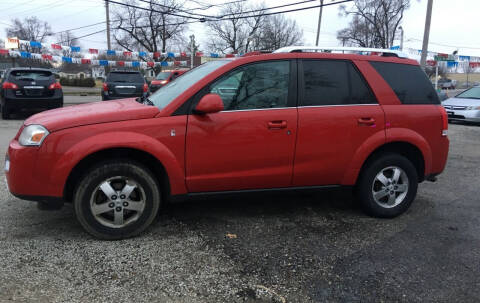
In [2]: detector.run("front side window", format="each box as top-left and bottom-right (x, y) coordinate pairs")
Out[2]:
(301, 60), (376, 106)
(209, 61), (290, 111)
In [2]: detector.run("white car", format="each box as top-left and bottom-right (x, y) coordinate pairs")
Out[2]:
(442, 87), (480, 123)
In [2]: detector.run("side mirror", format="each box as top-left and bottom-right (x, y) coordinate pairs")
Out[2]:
(194, 93), (224, 114)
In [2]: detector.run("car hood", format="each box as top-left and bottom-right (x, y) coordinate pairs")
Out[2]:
(25, 98), (160, 132)
(442, 97), (480, 107)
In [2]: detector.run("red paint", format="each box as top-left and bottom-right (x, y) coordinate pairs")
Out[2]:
(6, 52), (449, 202)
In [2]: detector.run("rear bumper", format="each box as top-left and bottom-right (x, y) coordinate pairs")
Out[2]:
(102, 92), (146, 100)
(4, 96), (63, 110)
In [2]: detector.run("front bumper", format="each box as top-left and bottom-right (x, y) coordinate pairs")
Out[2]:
(5, 139), (63, 202)
(445, 109), (480, 123)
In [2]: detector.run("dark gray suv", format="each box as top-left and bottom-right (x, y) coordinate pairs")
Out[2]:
(102, 70), (148, 101)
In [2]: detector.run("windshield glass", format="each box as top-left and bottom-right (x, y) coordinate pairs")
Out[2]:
(10, 70), (53, 81)
(456, 87), (480, 99)
(155, 72), (171, 80)
(149, 60), (230, 110)
(107, 72), (145, 83)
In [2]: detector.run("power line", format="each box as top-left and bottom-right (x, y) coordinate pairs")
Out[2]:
(216, 0), (317, 19)
(135, 0), (215, 18)
(407, 38), (480, 51)
(105, 0), (204, 20)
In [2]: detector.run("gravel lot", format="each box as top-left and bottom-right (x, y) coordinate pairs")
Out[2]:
(0, 110), (479, 302)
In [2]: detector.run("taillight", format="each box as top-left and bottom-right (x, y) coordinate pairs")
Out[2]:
(103, 82), (108, 92)
(2, 82), (18, 90)
(48, 82), (62, 90)
(439, 106), (448, 136)
(143, 83), (148, 93)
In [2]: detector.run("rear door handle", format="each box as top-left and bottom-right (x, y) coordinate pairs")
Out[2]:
(268, 120), (287, 129)
(357, 117), (376, 126)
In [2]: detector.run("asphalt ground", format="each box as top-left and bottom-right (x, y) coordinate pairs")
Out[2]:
(0, 104), (479, 302)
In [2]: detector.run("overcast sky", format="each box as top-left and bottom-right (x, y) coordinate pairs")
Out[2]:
(1, 0), (480, 57)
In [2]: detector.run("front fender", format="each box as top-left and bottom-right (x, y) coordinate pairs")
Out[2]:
(39, 129), (186, 197)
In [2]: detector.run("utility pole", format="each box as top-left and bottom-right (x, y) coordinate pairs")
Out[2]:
(105, 0), (111, 51)
(399, 26), (404, 51)
(420, 0), (433, 70)
(315, 0), (324, 46)
(105, 0), (111, 74)
(190, 34), (195, 69)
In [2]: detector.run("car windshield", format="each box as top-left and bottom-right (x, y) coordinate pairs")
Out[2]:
(149, 60), (230, 110)
(10, 70), (52, 81)
(155, 72), (171, 80)
(107, 72), (144, 83)
(455, 87), (480, 99)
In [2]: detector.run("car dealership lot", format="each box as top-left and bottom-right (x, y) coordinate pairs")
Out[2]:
(0, 113), (479, 302)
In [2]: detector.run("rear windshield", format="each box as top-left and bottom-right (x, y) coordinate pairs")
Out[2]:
(155, 72), (171, 80)
(107, 72), (145, 83)
(10, 70), (53, 81)
(370, 61), (440, 104)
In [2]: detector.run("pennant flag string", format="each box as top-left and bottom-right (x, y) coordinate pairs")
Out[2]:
(12, 38), (241, 59)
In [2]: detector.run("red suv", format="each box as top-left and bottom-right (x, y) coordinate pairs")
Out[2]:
(5, 48), (449, 239)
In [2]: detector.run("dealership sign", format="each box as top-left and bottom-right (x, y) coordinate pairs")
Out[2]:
(5, 37), (19, 49)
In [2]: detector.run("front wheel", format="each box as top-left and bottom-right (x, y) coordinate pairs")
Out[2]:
(74, 161), (161, 240)
(355, 153), (418, 218)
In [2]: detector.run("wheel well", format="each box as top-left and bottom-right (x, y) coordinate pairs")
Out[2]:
(63, 148), (170, 203)
(361, 142), (425, 182)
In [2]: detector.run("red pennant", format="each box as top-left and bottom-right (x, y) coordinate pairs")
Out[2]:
(89, 48), (98, 54)
(117, 61), (125, 66)
(147, 61), (154, 67)
(180, 52), (187, 57)
(51, 44), (62, 50)
(195, 52), (203, 57)
(123, 51), (132, 56)
(42, 54), (52, 60)
(81, 58), (91, 64)
(0, 49), (8, 55)
(153, 52), (160, 58)
(225, 54), (234, 58)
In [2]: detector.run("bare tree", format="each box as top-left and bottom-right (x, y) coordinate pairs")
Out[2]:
(337, 0), (411, 48)
(6, 17), (52, 42)
(206, 2), (266, 54)
(112, 0), (188, 54)
(56, 31), (79, 47)
(252, 14), (304, 51)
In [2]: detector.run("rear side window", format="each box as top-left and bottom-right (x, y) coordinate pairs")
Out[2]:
(107, 72), (145, 83)
(301, 60), (376, 106)
(370, 62), (439, 104)
(10, 70), (53, 81)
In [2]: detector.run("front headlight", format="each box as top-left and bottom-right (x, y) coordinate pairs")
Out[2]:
(466, 106), (480, 110)
(18, 125), (49, 146)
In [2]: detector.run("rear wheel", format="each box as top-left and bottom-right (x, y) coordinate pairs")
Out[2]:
(355, 153), (418, 218)
(74, 161), (161, 240)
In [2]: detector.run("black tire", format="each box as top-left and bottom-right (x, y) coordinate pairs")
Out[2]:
(74, 161), (161, 240)
(355, 153), (418, 218)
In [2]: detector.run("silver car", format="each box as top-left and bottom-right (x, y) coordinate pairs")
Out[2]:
(442, 87), (480, 123)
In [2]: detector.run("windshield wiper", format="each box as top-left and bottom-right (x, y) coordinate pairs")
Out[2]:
(135, 95), (154, 106)
(143, 97), (154, 106)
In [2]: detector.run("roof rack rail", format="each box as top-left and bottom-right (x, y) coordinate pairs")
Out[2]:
(273, 46), (408, 58)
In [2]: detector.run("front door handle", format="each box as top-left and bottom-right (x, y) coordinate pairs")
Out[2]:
(268, 120), (287, 129)
(357, 117), (376, 126)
